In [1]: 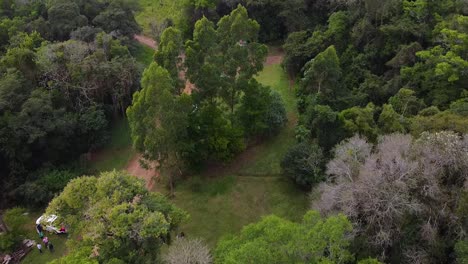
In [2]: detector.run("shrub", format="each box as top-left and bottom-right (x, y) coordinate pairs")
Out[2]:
(281, 142), (324, 188)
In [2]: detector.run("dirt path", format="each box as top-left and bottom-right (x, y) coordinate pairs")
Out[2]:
(126, 154), (159, 190)
(134, 35), (157, 49)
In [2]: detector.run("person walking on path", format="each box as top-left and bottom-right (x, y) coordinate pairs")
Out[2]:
(37, 243), (42, 253)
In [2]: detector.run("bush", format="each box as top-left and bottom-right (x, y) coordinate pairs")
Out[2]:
(281, 142), (324, 188)
(265, 91), (288, 136)
(0, 207), (27, 253)
(14, 169), (79, 206)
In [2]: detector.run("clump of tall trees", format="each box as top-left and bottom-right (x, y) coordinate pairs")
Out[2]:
(0, 0), (143, 206)
(127, 5), (287, 192)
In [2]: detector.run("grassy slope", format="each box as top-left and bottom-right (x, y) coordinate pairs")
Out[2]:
(169, 64), (308, 246)
(136, 0), (187, 37)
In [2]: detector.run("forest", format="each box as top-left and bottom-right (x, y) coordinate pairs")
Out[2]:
(0, 0), (467, 263)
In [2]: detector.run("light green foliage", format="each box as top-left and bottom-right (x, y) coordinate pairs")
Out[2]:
(339, 103), (379, 141)
(378, 104), (405, 133)
(410, 111), (468, 135)
(215, 211), (353, 264)
(456, 240), (468, 264)
(48, 246), (98, 264)
(46, 171), (187, 263)
(450, 97), (468, 116)
(402, 15), (468, 107)
(135, 0), (188, 38)
(155, 26), (183, 86)
(191, 0), (218, 9)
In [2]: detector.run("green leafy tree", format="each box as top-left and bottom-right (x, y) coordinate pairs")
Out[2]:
(127, 62), (192, 195)
(388, 88), (425, 116)
(339, 103), (379, 142)
(155, 26), (184, 88)
(281, 142), (324, 188)
(47, 0), (88, 40)
(378, 104), (405, 133)
(92, 0), (140, 38)
(216, 5), (268, 114)
(302, 102), (346, 151)
(302, 45), (347, 109)
(46, 171), (187, 263)
(215, 211), (355, 264)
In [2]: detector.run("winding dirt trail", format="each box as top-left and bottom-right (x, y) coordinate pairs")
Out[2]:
(128, 35), (286, 189)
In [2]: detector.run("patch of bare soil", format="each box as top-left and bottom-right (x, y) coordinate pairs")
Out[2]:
(265, 55), (283, 66)
(126, 154), (159, 190)
(134, 35), (157, 49)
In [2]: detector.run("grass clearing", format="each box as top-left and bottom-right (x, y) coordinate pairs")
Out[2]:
(172, 176), (308, 246)
(87, 119), (135, 173)
(21, 213), (68, 264)
(131, 42), (155, 67)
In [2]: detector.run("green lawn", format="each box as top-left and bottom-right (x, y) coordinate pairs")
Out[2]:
(136, 0), (187, 38)
(172, 175), (308, 246)
(21, 213), (69, 264)
(131, 42), (155, 67)
(87, 119), (135, 173)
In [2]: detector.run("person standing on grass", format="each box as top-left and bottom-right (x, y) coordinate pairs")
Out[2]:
(42, 236), (49, 248)
(48, 242), (54, 252)
(37, 243), (42, 253)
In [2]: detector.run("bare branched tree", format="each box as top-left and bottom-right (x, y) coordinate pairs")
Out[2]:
(163, 238), (212, 264)
(314, 132), (468, 263)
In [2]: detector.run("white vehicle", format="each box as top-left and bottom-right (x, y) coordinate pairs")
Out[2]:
(35, 214), (66, 234)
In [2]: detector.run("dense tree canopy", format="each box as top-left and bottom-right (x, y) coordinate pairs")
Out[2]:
(215, 210), (380, 264)
(46, 171), (187, 263)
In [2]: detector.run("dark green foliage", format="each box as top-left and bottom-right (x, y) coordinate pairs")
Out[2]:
(239, 80), (287, 138)
(302, 102), (346, 151)
(47, 0), (88, 40)
(92, 0), (140, 39)
(14, 169), (79, 206)
(281, 142), (324, 188)
(0, 3), (141, 206)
